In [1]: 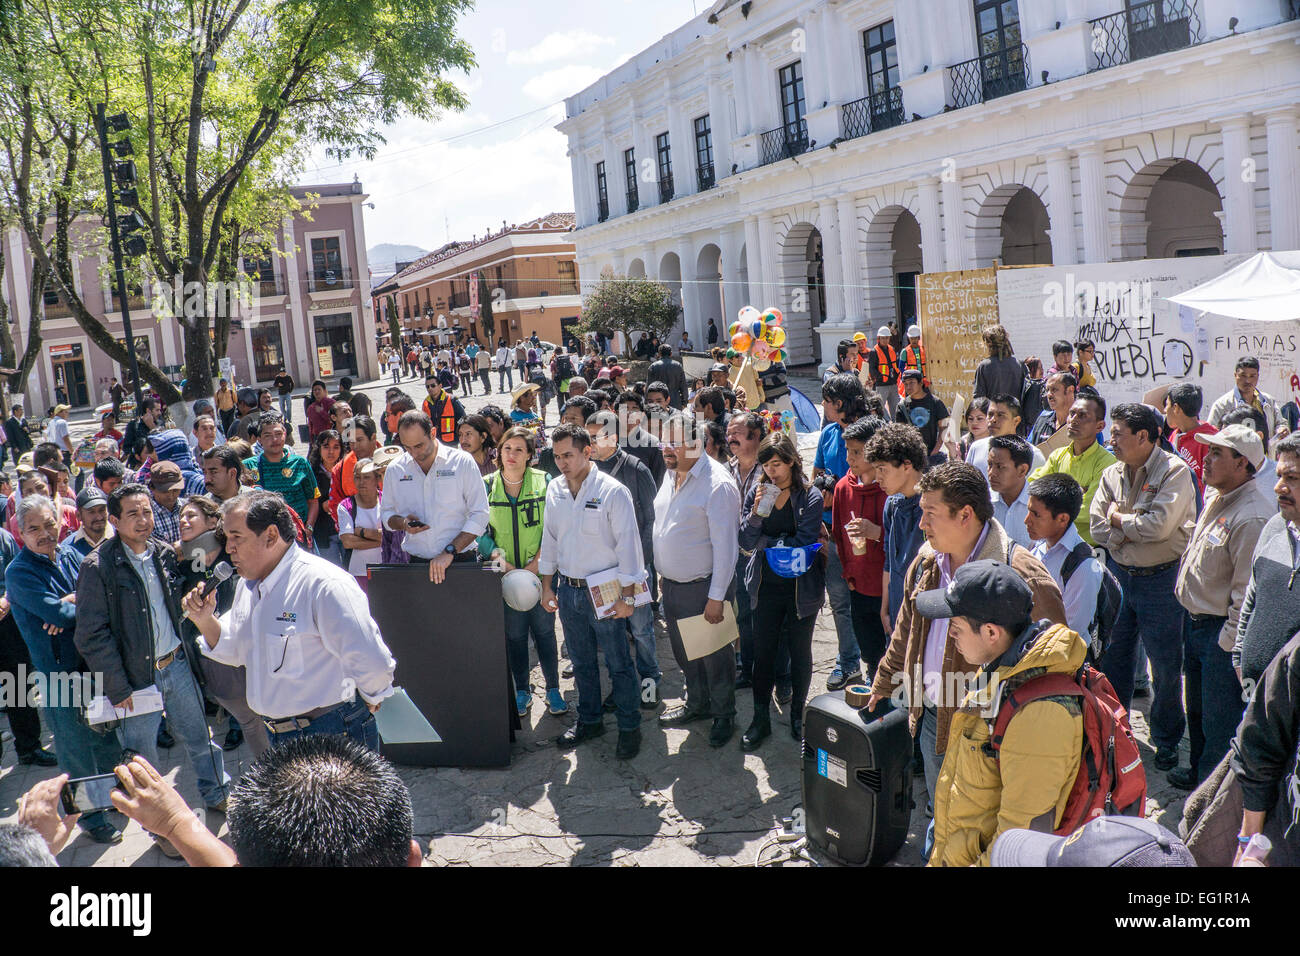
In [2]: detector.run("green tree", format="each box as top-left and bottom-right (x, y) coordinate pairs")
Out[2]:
(576, 274), (679, 354)
(477, 273), (494, 343)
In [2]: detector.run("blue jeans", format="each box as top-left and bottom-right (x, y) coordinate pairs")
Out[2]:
(317, 534), (344, 567)
(498, 366), (514, 390)
(1098, 557), (1186, 751)
(43, 700), (122, 833)
(278, 394), (293, 422)
(628, 602), (660, 684)
(118, 646), (230, 807)
(824, 538), (860, 673)
(558, 581), (640, 731)
(1183, 614), (1243, 782)
(267, 696), (379, 751)
(505, 601), (560, 692)
(920, 703), (941, 862)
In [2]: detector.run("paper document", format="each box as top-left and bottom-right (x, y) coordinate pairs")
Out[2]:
(86, 684), (164, 725)
(1034, 421), (1072, 456)
(677, 602), (739, 661)
(375, 688), (442, 745)
(585, 567), (652, 620)
(946, 394), (966, 447)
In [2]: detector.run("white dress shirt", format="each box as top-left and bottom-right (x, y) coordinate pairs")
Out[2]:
(199, 544), (396, 719)
(496, 346), (511, 368)
(379, 444), (489, 558)
(538, 465), (644, 586)
(991, 481), (1033, 549)
(1031, 525), (1103, 640)
(652, 454), (741, 601)
(966, 436), (1045, 478)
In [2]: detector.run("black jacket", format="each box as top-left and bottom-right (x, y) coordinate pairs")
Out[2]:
(74, 536), (192, 705)
(1231, 631), (1300, 820)
(648, 358), (688, 408)
(3, 415), (32, 454)
(595, 449), (656, 567)
(122, 417), (152, 467)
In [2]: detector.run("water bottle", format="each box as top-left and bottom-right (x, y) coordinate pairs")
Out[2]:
(1238, 833), (1271, 866)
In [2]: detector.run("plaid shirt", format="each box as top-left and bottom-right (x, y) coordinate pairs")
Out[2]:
(151, 497), (183, 547)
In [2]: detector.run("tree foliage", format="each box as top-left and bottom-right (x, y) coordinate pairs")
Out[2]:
(576, 274), (680, 349)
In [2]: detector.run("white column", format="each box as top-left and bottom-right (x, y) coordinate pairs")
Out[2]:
(351, 197), (378, 380)
(568, 147), (589, 225)
(718, 223), (744, 322)
(747, 49), (772, 135)
(836, 195), (863, 324)
(802, 10), (831, 112)
(1219, 117), (1257, 255)
(1076, 143), (1108, 263)
(7, 229), (30, 345)
(742, 215), (762, 306)
(706, 75), (732, 179)
(817, 198), (845, 325)
(642, 245), (658, 281)
(732, 49), (754, 137)
(756, 213), (778, 309)
(942, 172), (966, 271)
(676, 237), (698, 344)
(282, 214), (309, 380)
(600, 121), (623, 218)
(630, 97), (655, 211)
(1264, 108), (1299, 252)
(917, 177), (945, 273)
(1045, 149), (1079, 266)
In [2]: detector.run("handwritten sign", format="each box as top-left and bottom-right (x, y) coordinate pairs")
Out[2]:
(917, 267), (1000, 412)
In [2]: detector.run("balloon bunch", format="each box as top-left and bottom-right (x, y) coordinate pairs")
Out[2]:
(759, 408), (797, 438)
(728, 305), (789, 372)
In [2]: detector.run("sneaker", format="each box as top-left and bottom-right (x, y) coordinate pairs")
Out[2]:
(826, 667), (861, 692)
(222, 725), (243, 752)
(561, 662), (574, 679)
(515, 689), (532, 717)
(545, 688), (568, 715)
(1167, 766), (1197, 791)
(1153, 747), (1178, 772)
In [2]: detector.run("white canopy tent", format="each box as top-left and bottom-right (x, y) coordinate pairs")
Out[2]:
(1167, 251), (1300, 322)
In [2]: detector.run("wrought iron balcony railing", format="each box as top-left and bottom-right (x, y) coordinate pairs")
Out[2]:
(597, 198), (609, 222)
(1088, 0), (1203, 72)
(658, 174), (674, 204)
(626, 186), (639, 214)
(947, 44), (1029, 110)
(697, 162), (715, 191)
(305, 267), (354, 292)
(759, 118), (809, 167)
(839, 86), (906, 141)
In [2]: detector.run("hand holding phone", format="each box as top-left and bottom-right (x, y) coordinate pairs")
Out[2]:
(405, 514), (428, 531)
(60, 772), (124, 815)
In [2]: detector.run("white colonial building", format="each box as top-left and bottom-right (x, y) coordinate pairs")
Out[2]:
(557, 0), (1300, 368)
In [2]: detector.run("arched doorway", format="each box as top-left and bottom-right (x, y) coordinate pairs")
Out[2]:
(658, 251), (685, 346)
(1118, 158), (1224, 260)
(627, 257), (646, 279)
(778, 222), (824, 365)
(972, 184), (1053, 267)
(862, 205), (923, 341)
(695, 244), (723, 347)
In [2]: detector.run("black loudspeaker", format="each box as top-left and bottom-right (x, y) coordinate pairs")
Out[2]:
(801, 693), (914, 866)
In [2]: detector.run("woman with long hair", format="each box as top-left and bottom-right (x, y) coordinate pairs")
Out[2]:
(972, 323), (1024, 401)
(308, 429), (343, 563)
(946, 396), (992, 462)
(459, 414), (498, 477)
(738, 433), (827, 750)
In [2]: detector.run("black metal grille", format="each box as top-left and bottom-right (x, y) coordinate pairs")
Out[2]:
(947, 43), (1029, 109)
(658, 174), (674, 204)
(856, 768), (883, 792)
(305, 267), (354, 292)
(1089, 1), (1203, 72)
(697, 162), (715, 191)
(597, 199), (609, 223)
(759, 118), (809, 167)
(839, 85), (905, 141)
(626, 186), (639, 214)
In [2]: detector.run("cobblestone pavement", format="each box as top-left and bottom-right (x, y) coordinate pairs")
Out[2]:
(2, 365), (1191, 866)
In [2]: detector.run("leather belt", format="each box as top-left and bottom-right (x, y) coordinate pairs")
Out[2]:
(558, 575), (588, 590)
(1188, 612), (1227, 624)
(1115, 558), (1180, 577)
(155, 647), (179, 671)
(263, 698), (355, 735)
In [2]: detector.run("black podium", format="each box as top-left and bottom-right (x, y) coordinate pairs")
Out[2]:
(367, 563), (511, 768)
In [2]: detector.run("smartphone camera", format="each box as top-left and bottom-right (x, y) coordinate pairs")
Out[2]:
(60, 773), (124, 815)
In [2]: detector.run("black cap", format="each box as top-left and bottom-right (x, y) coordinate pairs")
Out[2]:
(991, 816), (1196, 867)
(914, 559), (1033, 630)
(75, 486), (107, 510)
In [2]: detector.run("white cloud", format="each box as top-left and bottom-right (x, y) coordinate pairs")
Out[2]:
(521, 64), (609, 103)
(505, 30), (615, 66)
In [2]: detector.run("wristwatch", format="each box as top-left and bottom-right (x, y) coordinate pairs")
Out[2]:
(621, 596), (636, 607)
(444, 545), (457, 556)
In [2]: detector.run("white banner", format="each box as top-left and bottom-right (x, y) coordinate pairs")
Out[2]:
(995, 253), (1300, 412)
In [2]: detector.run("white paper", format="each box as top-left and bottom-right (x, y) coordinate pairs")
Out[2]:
(585, 567), (652, 620)
(676, 602), (739, 661)
(946, 394), (966, 446)
(86, 684), (164, 725)
(374, 688), (442, 745)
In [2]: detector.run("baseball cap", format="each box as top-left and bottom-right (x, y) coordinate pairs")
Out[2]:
(75, 486), (108, 510)
(907, 324), (922, 338)
(237, 387), (258, 406)
(902, 368), (924, 382)
(150, 460), (184, 489)
(915, 560), (1033, 631)
(1195, 422), (1265, 470)
(710, 363), (728, 374)
(991, 816), (1195, 867)
(876, 326), (891, 338)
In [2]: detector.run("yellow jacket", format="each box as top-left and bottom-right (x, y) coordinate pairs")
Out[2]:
(929, 622), (1086, 867)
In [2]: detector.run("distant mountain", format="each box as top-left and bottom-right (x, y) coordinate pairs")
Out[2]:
(368, 243), (428, 273)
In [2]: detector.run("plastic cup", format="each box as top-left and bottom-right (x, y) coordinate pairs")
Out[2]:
(755, 482), (781, 517)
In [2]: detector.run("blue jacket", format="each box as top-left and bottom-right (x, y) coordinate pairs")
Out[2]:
(739, 483), (827, 620)
(882, 492), (924, 626)
(0, 528), (18, 598)
(5, 543), (83, 674)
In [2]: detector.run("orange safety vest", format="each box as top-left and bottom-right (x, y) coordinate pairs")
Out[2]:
(873, 344), (897, 385)
(899, 342), (929, 394)
(423, 393), (458, 444)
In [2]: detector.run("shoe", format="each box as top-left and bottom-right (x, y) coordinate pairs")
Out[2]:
(741, 717), (771, 751)
(207, 797), (228, 814)
(1167, 766), (1197, 791)
(640, 681), (660, 711)
(153, 834), (183, 859)
(1153, 747), (1178, 772)
(222, 726), (243, 751)
(615, 728), (641, 759)
(1133, 682), (1151, 697)
(545, 688), (568, 715)
(516, 689), (532, 717)
(826, 667), (861, 692)
(156, 724), (175, 749)
(659, 704), (708, 727)
(774, 684), (793, 706)
(556, 721), (605, 749)
(791, 716), (803, 740)
(561, 663), (574, 679)
(84, 823), (122, 845)
(709, 717), (734, 748)
(17, 747), (58, 767)
(735, 672), (753, 690)
(602, 692), (616, 714)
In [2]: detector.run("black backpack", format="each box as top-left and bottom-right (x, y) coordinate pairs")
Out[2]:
(1061, 541), (1124, 662)
(556, 355), (574, 380)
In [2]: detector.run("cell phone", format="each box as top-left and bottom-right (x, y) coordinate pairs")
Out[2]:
(61, 772), (124, 815)
(406, 518), (428, 530)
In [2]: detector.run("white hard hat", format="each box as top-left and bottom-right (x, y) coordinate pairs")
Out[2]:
(502, 568), (543, 612)
(907, 324), (921, 339)
(876, 326), (891, 338)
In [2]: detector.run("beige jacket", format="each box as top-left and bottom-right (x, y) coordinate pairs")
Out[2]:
(1089, 445), (1197, 567)
(1175, 478), (1276, 651)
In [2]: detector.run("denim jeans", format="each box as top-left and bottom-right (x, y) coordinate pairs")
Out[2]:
(277, 394), (293, 422)
(498, 366), (514, 391)
(505, 601), (560, 692)
(119, 646), (230, 807)
(920, 703), (942, 861)
(823, 538), (860, 673)
(266, 695), (379, 751)
(1097, 557), (1186, 751)
(1183, 614), (1243, 782)
(558, 581), (640, 731)
(317, 534), (344, 568)
(628, 602), (660, 684)
(43, 700), (122, 832)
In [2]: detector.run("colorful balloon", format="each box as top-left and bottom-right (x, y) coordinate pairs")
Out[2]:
(749, 318), (765, 340)
(738, 305), (761, 326)
(727, 321), (741, 338)
(731, 332), (753, 352)
(765, 307), (784, 325)
(751, 356), (772, 372)
(751, 340), (771, 361)
(764, 326), (786, 348)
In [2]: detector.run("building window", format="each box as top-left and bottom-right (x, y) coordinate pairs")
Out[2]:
(778, 60), (806, 131)
(250, 322), (285, 382)
(310, 236), (342, 278)
(557, 260), (577, 295)
(595, 161), (609, 221)
(973, 0), (1026, 101)
(243, 251), (280, 296)
(624, 147), (639, 213)
(694, 115), (714, 191)
(863, 22), (903, 129)
(761, 61), (809, 165)
(656, 132), (673, 203)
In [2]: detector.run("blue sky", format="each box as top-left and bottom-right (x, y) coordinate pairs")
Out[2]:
(302, 0), (703, 273)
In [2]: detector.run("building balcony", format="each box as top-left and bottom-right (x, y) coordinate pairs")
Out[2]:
(658, 174), (674, 204)
(697, 162), (715, 191)
(255, 275), (286, 297)
(448, 291), (470, 309)
(947, 44), (1030, 110)
(839, 86), (905, 142)
(597, 198), (609, 222)
(305, 267), (355, 293)
(1088, 1), (1203, 72)
(626, 186), (639, 214)
(42, 297), (74, 320)
(759, 118), (809, 167)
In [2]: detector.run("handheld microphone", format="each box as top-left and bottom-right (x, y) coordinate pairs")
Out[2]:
(200, 561), (234, 598)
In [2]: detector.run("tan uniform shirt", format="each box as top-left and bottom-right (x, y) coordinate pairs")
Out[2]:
(1089, 445), (1196, 568)
(1175, 479), (1276, 651)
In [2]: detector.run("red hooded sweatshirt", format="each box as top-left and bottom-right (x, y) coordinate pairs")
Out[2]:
(831, 471), (887, 596)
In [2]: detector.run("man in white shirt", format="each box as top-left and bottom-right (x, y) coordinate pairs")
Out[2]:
(184, 491), (396, 750)
(380, 410), (489, 583)
(538, 423), (646, 758)
(1025, 473), (1104, 644)
(653, 414), (741, 747)
(496, 343), (514, 392)
(45, 404), (73, 464)
(966, 393), (1045, 477)
(987, 435), (1034, 549)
